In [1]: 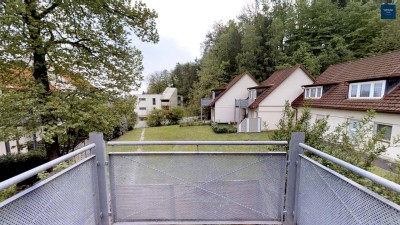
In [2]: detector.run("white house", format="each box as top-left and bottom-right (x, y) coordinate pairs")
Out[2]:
(135, 87), (183, 120)
(208, 72), (258, 123)
(237, 65), (314, 132)
(292, 50), (400, 161)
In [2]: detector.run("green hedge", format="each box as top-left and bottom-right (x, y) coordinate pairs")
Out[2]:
(0, 150), (47, 184)
(211, 123), (237, 133)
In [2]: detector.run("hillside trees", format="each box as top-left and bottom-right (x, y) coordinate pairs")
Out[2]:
(0, 0), (158, 160)
(184, 0), (399, 111)
(147, 70), (170, 94)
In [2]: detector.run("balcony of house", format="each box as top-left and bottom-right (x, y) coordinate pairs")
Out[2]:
(235, 99), (251, 108)
(201, 98), (212, 106)
(0, 133), (399, 225)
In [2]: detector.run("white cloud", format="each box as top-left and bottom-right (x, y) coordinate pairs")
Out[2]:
(142, 0), (250, 58)
(132, 0), (251, 93)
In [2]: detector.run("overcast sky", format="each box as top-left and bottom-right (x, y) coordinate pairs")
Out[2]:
(132, 0), (252, 93)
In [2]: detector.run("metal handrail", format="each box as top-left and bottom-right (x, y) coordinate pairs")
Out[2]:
(107, 140), (288, 146)
(0, 143), (96, 191)
(299, 142), (400, 193)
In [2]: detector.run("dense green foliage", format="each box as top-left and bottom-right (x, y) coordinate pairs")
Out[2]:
(148, 0), (400, 115)
(0, 1), (158, 160)
(166, 107), (185, 125)
(0, 150), (47, 183)
(273, 101), (400, 204)
(147, 107), (185, 127)
(147, 62), (200, 106)
(211, 123), (237, 133)
(147, 109), (166, 127)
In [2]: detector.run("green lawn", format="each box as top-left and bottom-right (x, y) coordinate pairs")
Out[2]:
(108, 125), (283, 152)
(369, 166), (400, 183)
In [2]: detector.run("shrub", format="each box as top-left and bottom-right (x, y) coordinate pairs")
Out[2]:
(211, 122), (237, 133)
(0, 150), (47, 184)
(104, 118), (130, 141)
(147, 109), (166, 127)
(166, 107), (185, 125)
(0, 185), (17, 202)
(273, 101), (400, 204)
(179, 120), (207, 127)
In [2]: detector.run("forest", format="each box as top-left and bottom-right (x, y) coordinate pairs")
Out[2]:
(147, 0), (400, 114)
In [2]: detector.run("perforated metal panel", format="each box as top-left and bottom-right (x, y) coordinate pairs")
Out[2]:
(296, 156), (400, 225)
(109, 152), (287, 223)
(0, 156), (100, 225)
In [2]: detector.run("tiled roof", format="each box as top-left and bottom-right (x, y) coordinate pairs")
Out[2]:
(292, 50), (400, 113)
(315, 50), (400, 84)
(249, 64), (314, 109)
(209, 72), (258, 107)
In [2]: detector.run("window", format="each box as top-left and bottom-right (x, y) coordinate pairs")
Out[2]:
(139, 98), (146, 101)
(376, 124), (392, 142)
(304, 86), (322, 99)
(139, 107), (146, 110)
(152, 98), (156, 105)
(348, 80), (385, 99)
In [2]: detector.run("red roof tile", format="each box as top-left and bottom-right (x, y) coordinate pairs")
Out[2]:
(209, 72), (258, 107)
(249, 64), (314, 109)
(292, 50), (400, 113)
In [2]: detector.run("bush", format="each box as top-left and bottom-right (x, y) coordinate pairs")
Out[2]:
(147, 109), (166, 127)
(211, 122), (237, 133)
(273, 101), (400, 204)
(0, 150), (47, 184)
(166, 107), (185, 125)
(179, 120), (207, 127)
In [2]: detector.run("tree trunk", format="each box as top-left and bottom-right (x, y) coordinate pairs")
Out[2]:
(24, 1), (61, 161)
(45, 135), (61, 162)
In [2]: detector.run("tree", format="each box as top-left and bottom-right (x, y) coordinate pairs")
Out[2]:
(170, 62), (199, 105)
(147, 70), (171, 94)
(0, 1), (158, 160)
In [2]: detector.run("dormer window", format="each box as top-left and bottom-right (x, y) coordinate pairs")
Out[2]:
(349, 80), (385, 99)
(305, 86), (322, 99)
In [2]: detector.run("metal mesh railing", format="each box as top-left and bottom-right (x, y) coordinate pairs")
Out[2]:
(109, 152), (287, 224)
(296, 155), (400, 225)
(0, 156), (100, 225)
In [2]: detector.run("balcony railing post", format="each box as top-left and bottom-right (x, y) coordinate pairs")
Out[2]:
(285, 132), (305, 225)
(89, 132), (110, 225)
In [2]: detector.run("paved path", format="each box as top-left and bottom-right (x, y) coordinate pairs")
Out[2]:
(373, 157), (398, 172)
(137, 128), (145, 152)
(134, 120), (148, 129)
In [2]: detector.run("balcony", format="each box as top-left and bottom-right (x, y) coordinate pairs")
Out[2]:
(0, 133), (399, 225)
(201, 98), (212, 106)
(235, 99), (250, 108)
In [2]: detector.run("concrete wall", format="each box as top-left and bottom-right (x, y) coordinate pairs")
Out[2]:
(298, 107), (400, 161)
(167, 89), (178, 107)
(213, 74), (258, 123)
(251, 68), (314, 130)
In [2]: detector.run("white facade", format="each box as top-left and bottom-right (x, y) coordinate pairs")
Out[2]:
(135, 94), (162, 118)
(211, 74), (258, 123)
(134, 88), (182, 119)
(298, 107), (400, 161)
(249, 67), (314, 130)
